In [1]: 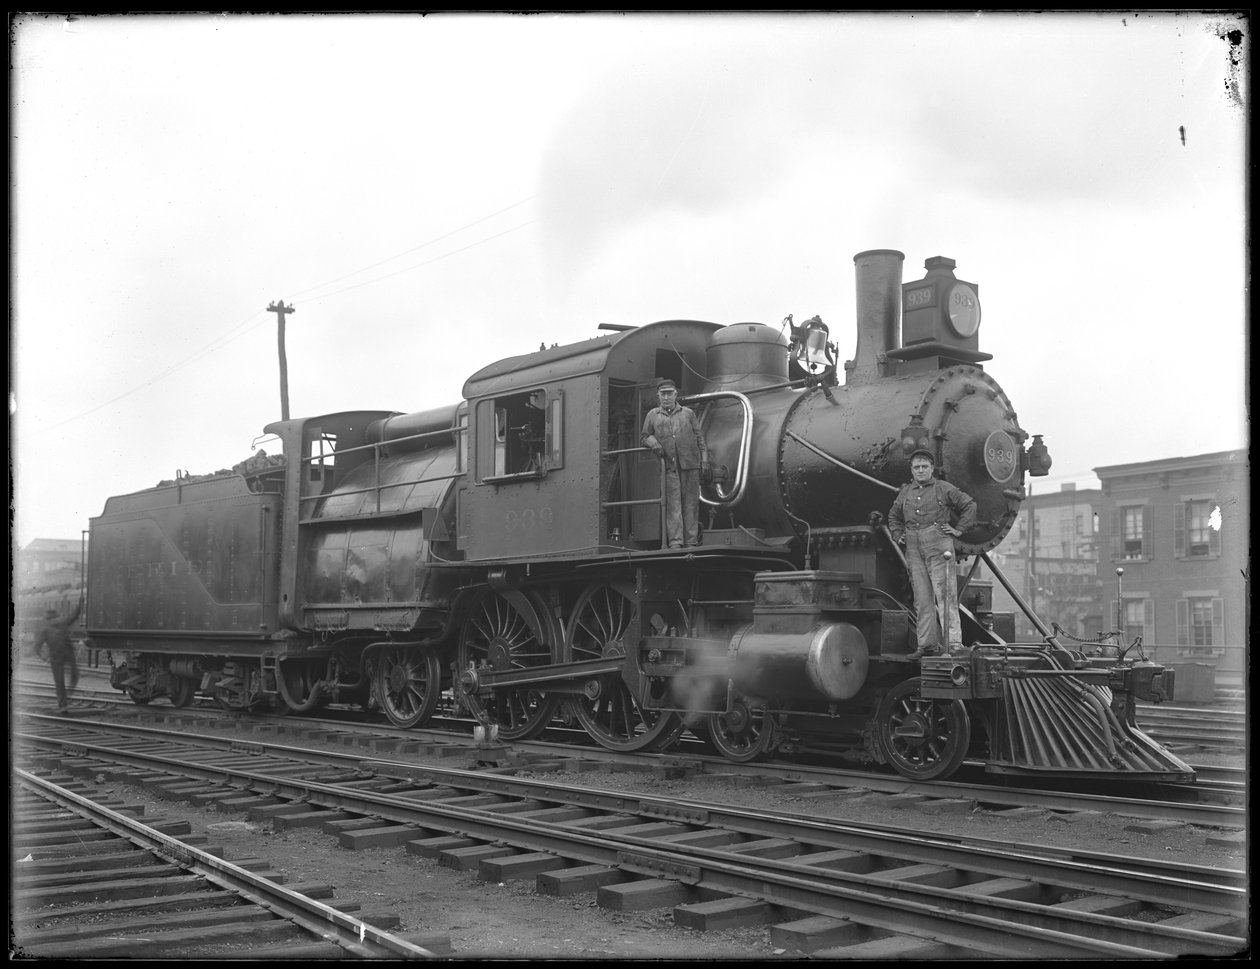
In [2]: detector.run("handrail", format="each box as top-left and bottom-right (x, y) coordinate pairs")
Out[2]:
(298, 470), (464, 509)
(785, 430), (897, 494)
(684, 390), (752, 508)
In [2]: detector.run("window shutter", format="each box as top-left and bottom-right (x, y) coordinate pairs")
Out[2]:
(1209, 508), (1222, 555)
(1175, 598), (1188, 645)
(1211, 598), (1224, 646)
(1109, 510), (1119, 561)
(1142, 506), (1153, 558)
(1142, 599), (1154, 643)
(546, 391), (564, 470)
(1173, 501), (1185, 558)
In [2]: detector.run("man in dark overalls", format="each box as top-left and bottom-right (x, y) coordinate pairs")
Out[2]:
(641, 379), (710, 548)
(35, 600), (83, 713)
(888, 450), (977, 657)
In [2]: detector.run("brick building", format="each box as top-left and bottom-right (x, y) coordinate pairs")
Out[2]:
(1093, 450), (1248, 690)
(13, 537), (89, 658)
(16, 537), (87, 591)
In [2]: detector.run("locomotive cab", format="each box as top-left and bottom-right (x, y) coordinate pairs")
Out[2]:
(458, 321), (738, 561)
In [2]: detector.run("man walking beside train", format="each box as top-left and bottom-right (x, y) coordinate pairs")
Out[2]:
(34, 599), (83, 714)
(641, 379), (711, 548)
(888, 450), (977, 657)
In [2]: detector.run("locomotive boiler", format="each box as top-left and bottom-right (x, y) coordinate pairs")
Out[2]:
(86, 248), (1192, 783)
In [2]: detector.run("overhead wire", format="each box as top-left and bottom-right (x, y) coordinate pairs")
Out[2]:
(287, 195), (536, 301)
(41, 197), (537, 429)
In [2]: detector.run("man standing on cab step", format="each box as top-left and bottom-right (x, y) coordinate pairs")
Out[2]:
(641, 379), (710, 548)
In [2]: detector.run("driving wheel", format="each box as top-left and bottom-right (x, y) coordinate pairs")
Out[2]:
(457, 588), (562, 741)
(564, 581), (683, 752)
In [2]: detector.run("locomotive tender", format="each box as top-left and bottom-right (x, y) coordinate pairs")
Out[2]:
(87, 249), (1191, 782)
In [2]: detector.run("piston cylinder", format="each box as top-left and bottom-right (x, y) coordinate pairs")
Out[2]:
(730, 622), (869, 702)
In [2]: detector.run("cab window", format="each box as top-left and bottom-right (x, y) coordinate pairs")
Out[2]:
(476, 389), (563, 483)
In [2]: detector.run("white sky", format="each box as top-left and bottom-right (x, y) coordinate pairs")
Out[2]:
(11, 11), (1249, 547)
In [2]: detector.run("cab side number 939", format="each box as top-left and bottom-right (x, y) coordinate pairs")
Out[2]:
(504, 507), (554, 531)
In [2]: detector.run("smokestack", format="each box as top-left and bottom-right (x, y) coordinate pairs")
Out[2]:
(847, 249), (904, 384)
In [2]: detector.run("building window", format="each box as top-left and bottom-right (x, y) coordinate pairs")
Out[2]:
(1189, 599), (1213, 645)
(1122, 508), (1143, 557)
(1177, 596), (1224, 647)
(1175, 498), (1221, 559)
(1123, 599), (1151, 643)
(1113, 505), (1151, 560)
(1111, 597), (1153, 643)
(1105, 506), (1147, 561)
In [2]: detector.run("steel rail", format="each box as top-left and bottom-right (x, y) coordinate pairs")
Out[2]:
(17, 701), (1247, 822)
(15, 729), (1244, 957)
(13, 769), (436, 960)
(19, 704), (1243, 828)
(14, 692), (1245, 825)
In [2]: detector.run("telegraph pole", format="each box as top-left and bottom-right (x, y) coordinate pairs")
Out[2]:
(267, 301), (296, 420)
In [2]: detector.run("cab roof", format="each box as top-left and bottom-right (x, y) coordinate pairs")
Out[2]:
(462, 320), (721, 400)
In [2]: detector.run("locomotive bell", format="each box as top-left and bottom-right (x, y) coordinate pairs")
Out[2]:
(790, 316), (836, 376)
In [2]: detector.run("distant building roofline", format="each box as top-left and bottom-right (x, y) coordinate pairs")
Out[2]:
(21, 538), (87, 552)
(1093, 448), (1247, 479)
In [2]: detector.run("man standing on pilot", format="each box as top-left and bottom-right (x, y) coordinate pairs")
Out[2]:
(641, 379), (710, 549)
(888, 449), (978, 657)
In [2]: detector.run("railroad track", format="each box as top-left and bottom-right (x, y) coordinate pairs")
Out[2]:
(19, 671), (1247, 755)
(15, 685), (1247, 828)
(11, 770), (445, 959)
(14, 714), (1248, 959)
(1136, 704), (1248, 749)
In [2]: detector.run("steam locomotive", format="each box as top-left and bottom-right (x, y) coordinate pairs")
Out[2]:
(86, 249), (1192, 783)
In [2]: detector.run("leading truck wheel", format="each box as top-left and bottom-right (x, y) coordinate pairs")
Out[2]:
(706, 703), (775, 763)
(457, 588), (561, 741)
(875, 676), (971, 781)
(564, 581), (683, 753)
(373, 647), (441, 729)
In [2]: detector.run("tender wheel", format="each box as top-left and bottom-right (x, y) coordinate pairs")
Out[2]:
(209, 661), (265, 712)
(277, 659), (328, 715)
(168, 676), (195, 708)
(564, 581), (683, 752)
(374, 647), (441, 729)
(876, 676), (971, 781)
(211, 689), (240, 711)
(706, 702), (775, 763)
(458, 589), (561, 741)
(127, 687), (152, 706)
